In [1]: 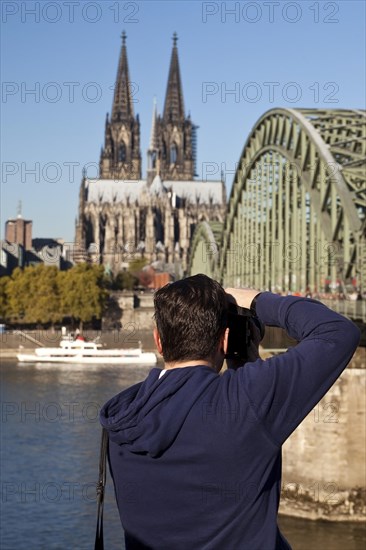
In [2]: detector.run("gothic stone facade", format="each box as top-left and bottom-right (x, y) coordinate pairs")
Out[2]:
(75, 33), (226, 274)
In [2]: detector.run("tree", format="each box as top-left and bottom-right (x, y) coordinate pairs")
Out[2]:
(6, 265), (63, 326)
(0, 276), (10, 321)
(29, 265), (62, 326)
(114, 271), (136, 291)
(128, 258), (148, 273)
(4, 263), (109, 328)
(6, 267), (33, 323)
(59, 263), (109, 329)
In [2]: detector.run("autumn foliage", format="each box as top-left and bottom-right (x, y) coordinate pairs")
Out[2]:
(0, 263), (108, 328)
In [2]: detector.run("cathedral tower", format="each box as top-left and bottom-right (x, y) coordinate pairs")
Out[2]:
(148, 34), (196, 181)
(76, 32), (226, 273)
(100, 32), (141, 180)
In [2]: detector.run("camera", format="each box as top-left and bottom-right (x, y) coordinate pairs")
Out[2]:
(225, 303), (265, 365)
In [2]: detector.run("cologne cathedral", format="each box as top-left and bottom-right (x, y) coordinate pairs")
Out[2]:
(75, 32), (226, 274)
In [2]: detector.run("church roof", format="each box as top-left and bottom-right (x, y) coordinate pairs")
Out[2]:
(85, 178), (224, 205)
(86, 179), (145, 203)
(165, 180), (223, 204)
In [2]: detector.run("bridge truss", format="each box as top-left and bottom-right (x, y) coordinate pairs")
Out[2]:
(190, 109), (366, 295)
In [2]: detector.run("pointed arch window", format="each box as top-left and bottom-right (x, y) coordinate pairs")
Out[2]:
(118, 142), (127, 162)
(170, 143), (178, 165)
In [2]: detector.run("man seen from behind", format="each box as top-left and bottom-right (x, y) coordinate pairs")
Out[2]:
(100, 274), (360, 550)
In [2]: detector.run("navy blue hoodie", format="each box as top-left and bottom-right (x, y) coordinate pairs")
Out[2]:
(100, 293), (360, 550)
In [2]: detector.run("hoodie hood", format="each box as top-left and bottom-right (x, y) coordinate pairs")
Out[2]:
(100, 366), (218, 457)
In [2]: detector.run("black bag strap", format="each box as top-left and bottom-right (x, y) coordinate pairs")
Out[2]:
(95, 428), (108, 550)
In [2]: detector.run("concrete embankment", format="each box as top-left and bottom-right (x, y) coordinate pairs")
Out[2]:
(280, 358), (366, 522)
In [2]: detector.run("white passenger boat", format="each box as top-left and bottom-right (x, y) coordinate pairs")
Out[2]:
(17, 336), (157, 365)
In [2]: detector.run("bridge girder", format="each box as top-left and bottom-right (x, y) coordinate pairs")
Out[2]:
(189, 221), (223, 278)
(188, 109), (365, 294)
(219, 108), (365, 292)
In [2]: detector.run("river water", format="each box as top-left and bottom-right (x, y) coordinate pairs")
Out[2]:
(1, 360), (365, 550)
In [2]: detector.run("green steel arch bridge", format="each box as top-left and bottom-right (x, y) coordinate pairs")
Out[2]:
(188, 108), (366, 323)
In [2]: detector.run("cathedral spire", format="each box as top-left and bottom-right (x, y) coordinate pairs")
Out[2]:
(100, 31), (141, 180)
(149, 97), (158, 150)
(163, 33), (185, 122)
(154, 33), (195, 180)
(147, 98), (159, 185)
(112, 30), (134, 122)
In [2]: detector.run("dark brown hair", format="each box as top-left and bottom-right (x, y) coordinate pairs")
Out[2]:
(153, 274), (228, 363)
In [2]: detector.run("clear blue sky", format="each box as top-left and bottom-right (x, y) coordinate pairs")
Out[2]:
(1, 0), (365, 242)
